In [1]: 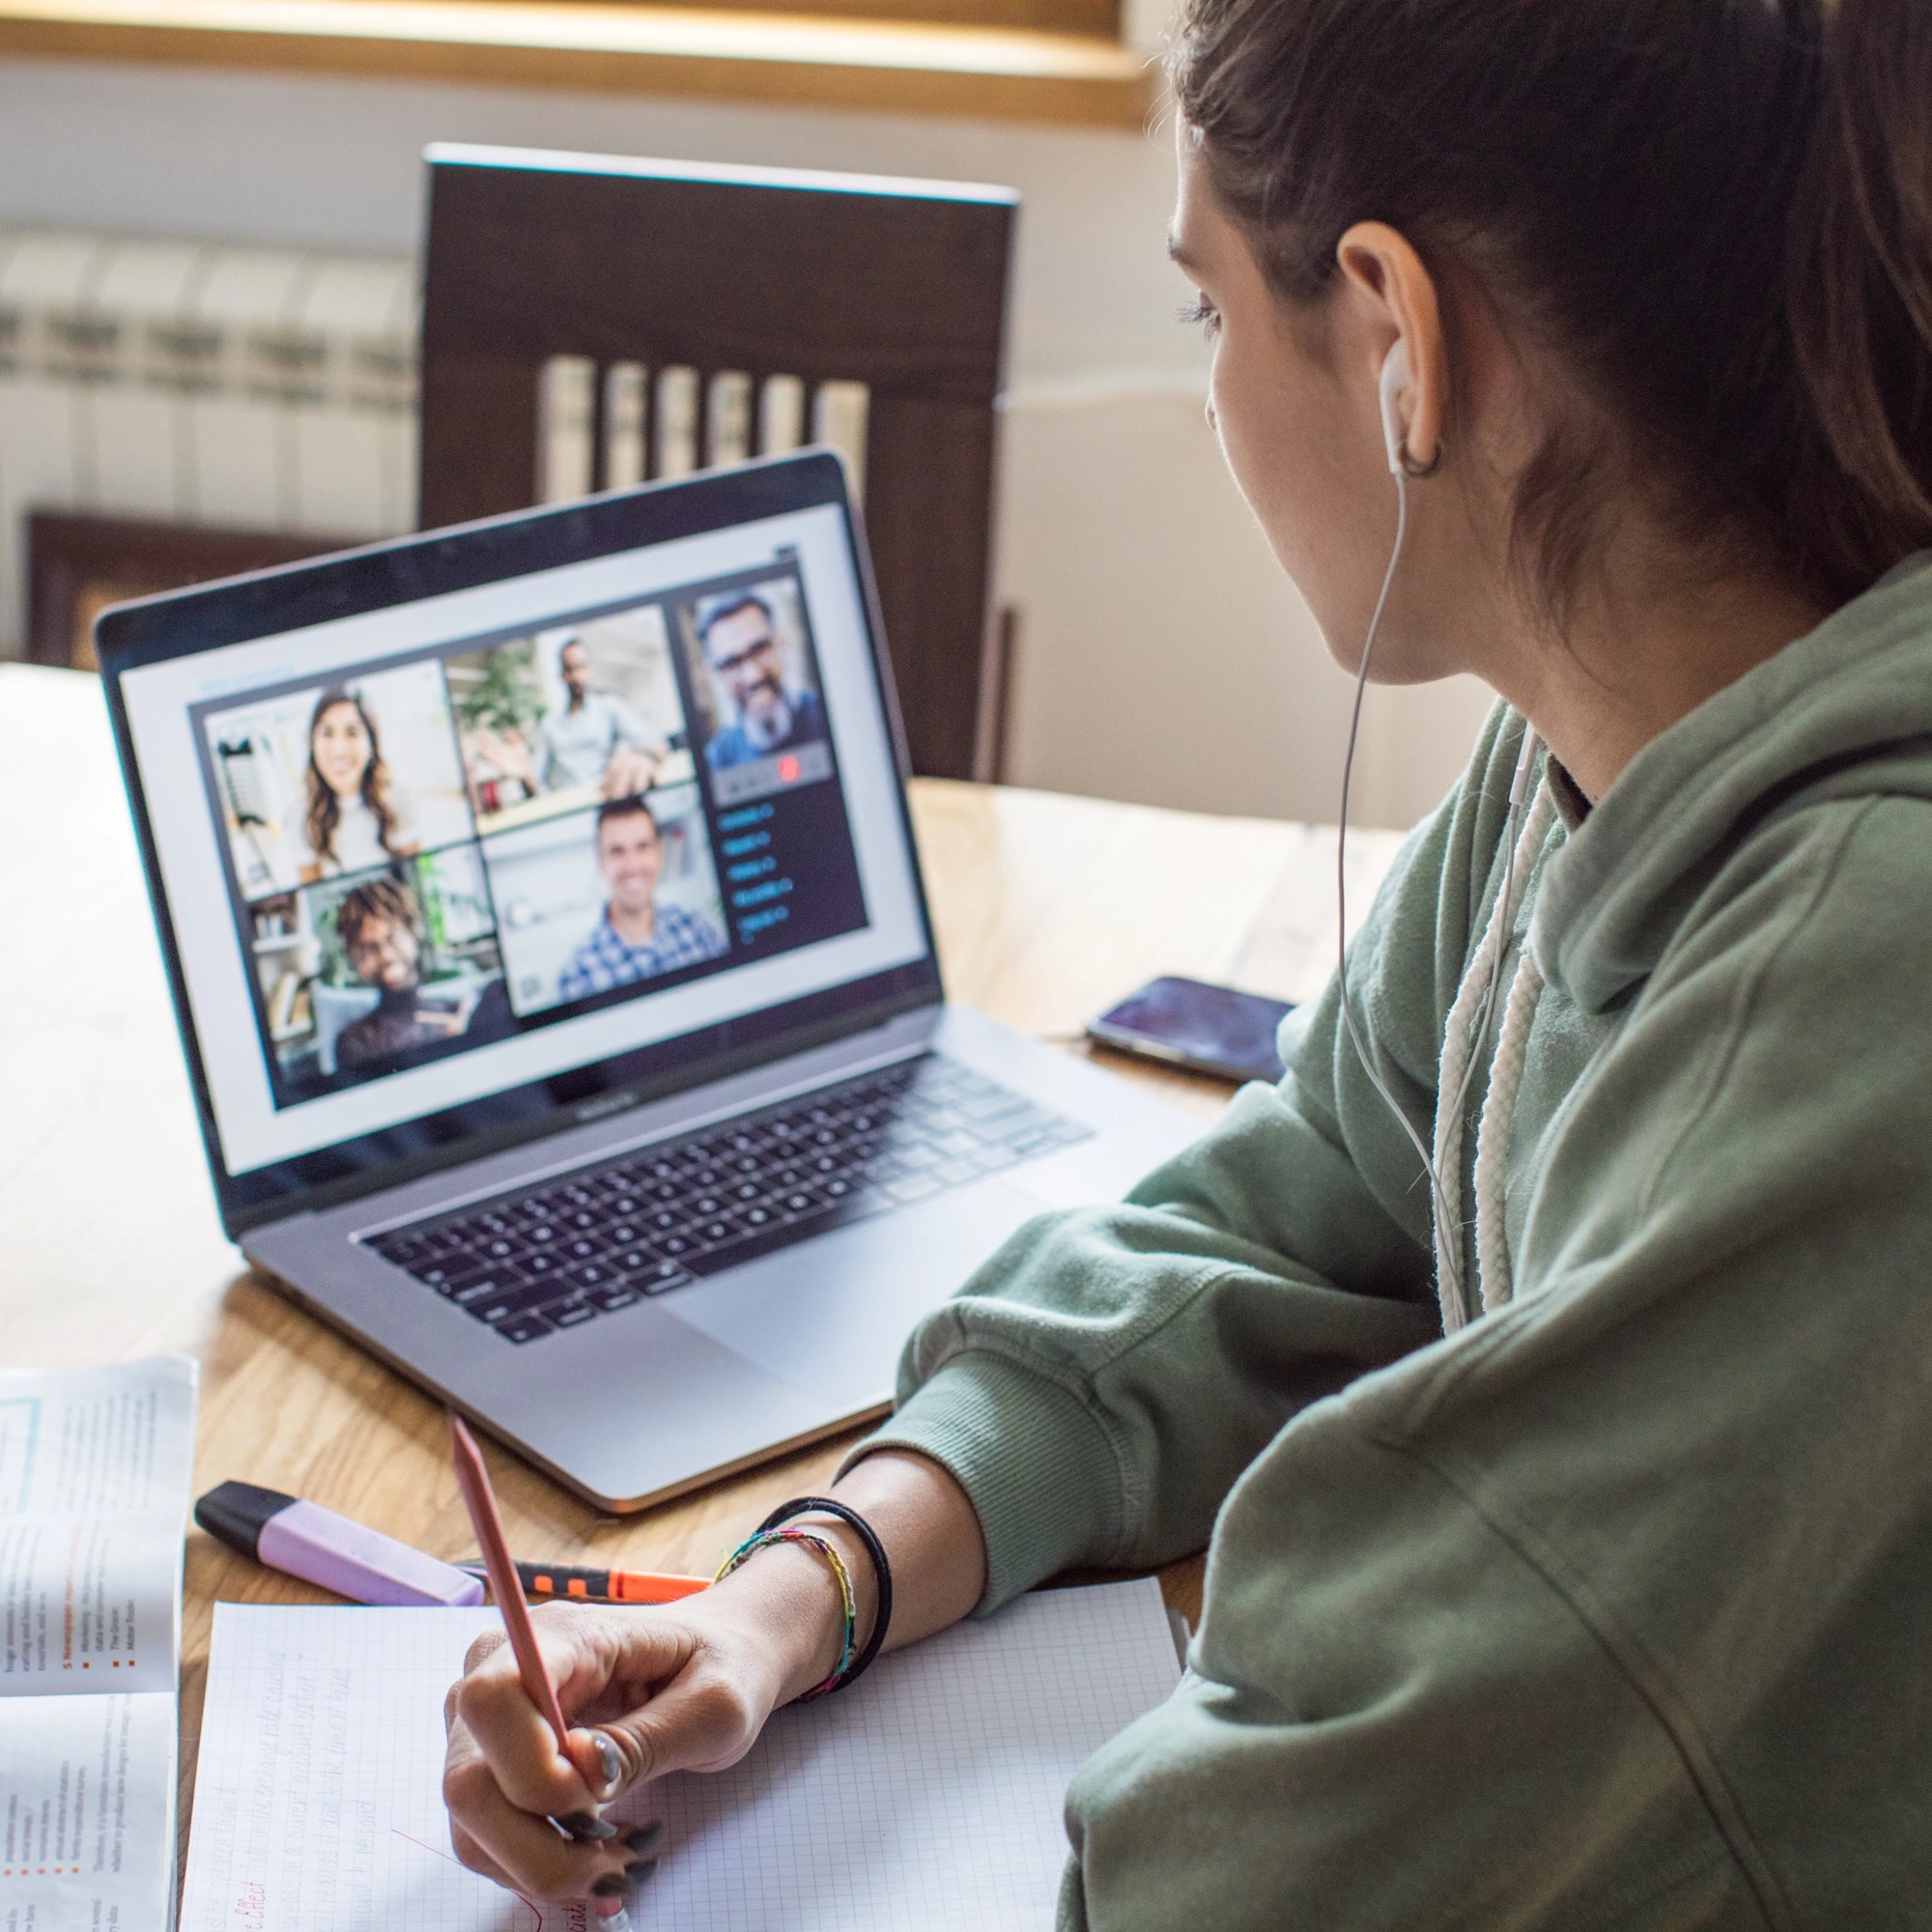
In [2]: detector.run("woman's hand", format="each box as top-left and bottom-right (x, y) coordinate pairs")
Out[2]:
(443, 1578), (812, 1913)
(440, 1451), (988, 1917)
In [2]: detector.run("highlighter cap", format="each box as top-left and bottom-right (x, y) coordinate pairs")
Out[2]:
(195, 1480), (298, 1560)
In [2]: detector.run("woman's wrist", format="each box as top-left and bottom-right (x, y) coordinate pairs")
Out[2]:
(703, 1535), (858, 1706)
(700, 1450), (983, 1713)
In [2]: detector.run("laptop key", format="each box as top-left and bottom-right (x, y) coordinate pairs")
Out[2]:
(551, 1300), (598, 1328)
(469, 1279), (572, 1323)
(496, 1313), (554, 1344)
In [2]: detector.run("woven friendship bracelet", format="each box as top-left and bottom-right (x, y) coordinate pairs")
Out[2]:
(714, 1526), (856, 1700)
(755, 1496), (895, 1695)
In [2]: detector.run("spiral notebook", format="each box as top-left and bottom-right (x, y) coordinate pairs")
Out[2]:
(178, 1577), (1183, 1931)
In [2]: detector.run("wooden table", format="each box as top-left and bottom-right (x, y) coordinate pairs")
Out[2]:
(0, 662), (1401, 1845)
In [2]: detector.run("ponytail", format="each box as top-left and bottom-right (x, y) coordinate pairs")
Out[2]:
(1786, 0), (1932, 598)
(1172, 0), (1932, 617)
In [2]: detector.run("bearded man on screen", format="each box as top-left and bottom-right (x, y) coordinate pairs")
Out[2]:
(696, 594), (827, 770)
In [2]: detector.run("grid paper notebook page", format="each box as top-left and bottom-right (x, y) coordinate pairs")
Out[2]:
(179, 1578), (1181, 1932)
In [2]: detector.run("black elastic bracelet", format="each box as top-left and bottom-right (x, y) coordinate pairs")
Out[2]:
(757, 1495), (894, 1694)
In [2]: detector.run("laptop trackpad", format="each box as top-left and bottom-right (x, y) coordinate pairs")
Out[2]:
(662, 1180), (1044, 1414)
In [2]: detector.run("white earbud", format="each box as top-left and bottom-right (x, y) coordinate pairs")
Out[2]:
(1378, 340), (1409, 476)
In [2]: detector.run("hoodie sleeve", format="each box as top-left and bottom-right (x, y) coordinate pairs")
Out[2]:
(1055, 790), (1932, 1927)
(841, 706), (1534, 1608)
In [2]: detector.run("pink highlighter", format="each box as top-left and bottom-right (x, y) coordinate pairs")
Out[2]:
(195, 1480), (485, 1606)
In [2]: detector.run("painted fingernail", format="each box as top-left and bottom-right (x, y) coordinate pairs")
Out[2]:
(621, 1822), (663, 1856)
(590, 1873), (634, 1899)
(591, 1732), (624, 1794)
(559, 1812), (617, 1841)
(622, 1858), (660, 1885)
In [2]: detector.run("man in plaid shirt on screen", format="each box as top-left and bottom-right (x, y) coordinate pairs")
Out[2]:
(557, 796), (727, 1003)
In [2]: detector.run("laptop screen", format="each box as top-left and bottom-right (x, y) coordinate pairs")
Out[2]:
(108, 460), (936, 1221)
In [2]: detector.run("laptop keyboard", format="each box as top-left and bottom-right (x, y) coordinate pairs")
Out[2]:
(364, 1054), (1091, 1344)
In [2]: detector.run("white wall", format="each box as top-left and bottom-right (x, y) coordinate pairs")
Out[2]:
(0, 54), (1492, 828)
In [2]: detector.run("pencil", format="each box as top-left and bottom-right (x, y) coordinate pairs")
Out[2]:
(448, 1415), (633, 1932)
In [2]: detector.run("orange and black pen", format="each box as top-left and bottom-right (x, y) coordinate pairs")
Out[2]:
(460, 1557), (710, 1605)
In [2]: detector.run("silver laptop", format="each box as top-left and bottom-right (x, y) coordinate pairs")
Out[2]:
(99, 451), (1199, 1510)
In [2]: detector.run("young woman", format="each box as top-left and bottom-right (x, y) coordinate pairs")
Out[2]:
(298, 688), (419, 881)
(442, 1), (1932, 1921)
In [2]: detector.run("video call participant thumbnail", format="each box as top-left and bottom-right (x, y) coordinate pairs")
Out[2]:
(333, 873), (512, 1075)
(539, 635), (667, 796)
(464, 635), (668, 810)
(302, 688), (421, 881)
(557, 796), (728, 1003)
(696, 593), (827, 771)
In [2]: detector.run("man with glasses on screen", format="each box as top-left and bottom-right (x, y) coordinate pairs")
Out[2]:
(696, 593), (827, 770)
(557, 797), (727, 1003)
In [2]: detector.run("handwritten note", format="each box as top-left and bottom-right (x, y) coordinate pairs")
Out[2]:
(181, 1579), (1183, 1931)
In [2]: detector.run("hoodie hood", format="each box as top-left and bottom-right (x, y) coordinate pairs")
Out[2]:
(1533, 552), (1932, 1015)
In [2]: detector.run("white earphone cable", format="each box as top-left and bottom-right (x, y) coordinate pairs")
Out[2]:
(1332, 467), (1468, 1304)
(1333, 453), (1544, 1328)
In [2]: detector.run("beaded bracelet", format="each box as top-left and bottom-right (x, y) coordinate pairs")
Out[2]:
(754, 1497), (894, 1696)
(713, 1527), (856, 1701)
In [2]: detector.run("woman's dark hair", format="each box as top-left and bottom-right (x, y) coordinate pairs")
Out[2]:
(1170, 0), (1932, 617)
(304, 689), (398, 867)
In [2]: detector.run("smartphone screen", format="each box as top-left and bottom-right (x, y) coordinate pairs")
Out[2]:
(1087, 976), (1293, 1085)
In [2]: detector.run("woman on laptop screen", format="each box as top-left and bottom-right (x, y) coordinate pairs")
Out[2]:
(299, 687), (419, 880)
(443, 0), (1932, 1921)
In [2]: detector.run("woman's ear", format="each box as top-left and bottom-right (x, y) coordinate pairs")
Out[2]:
(1336, 222), (1447, 475)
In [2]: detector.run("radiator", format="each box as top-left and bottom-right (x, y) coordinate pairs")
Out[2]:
(0, 225), (418, 657)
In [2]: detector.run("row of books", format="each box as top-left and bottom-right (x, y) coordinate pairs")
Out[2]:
(536, 355), (870, 503)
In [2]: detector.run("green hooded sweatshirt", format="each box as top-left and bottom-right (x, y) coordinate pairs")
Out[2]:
(847, 555), (1932, 1928)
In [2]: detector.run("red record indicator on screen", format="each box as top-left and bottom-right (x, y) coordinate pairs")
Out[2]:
(778, 754), (801, 783)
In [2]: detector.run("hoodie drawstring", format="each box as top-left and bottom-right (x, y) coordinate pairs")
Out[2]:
(1472, 920), (1547, 1311)
(1433, 776), (1556, 1327)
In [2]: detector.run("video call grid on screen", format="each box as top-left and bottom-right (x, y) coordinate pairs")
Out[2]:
(117, 503), (930, 1177)
(188, 557), (867, 1114)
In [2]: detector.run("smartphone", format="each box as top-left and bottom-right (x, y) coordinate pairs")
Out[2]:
(1087, 976), (1294, 1085)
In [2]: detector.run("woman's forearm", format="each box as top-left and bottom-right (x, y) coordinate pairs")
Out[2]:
(832, 1447), (988, 1649)
(726, 1448), (988, 1705)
